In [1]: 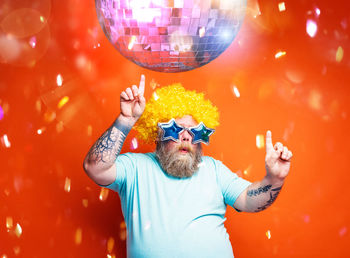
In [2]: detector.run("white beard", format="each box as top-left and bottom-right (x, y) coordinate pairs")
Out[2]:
(155, 141), (202, 178)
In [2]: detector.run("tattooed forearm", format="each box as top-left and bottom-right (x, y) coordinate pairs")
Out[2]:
(255, 187), (282, 212)
(88, 125), (126, 164)
(247, 184), (272, 197)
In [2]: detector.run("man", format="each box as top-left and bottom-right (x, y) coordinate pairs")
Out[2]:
(83, 75), (293, 257)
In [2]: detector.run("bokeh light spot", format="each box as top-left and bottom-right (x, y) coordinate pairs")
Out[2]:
(107, 237), (115, 253)
(119, 221), (127, 240)
(339, 227), (347, 237)
(308, 89), (322, 111)
(1, 8), (47, 38)
(74, 228), (82, 245)
(82, 199), (89, 208)
(56, 121), (64, 133)
(13, 246), (20, 256)
(336, 46), (344, 62)
(306, 19), (317, 38)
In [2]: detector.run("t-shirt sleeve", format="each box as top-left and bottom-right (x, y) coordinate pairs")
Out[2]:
(215, 159), (252, 208)
(98, 152), (137, 194)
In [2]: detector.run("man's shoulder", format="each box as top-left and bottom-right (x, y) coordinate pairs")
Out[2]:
(200, 155), (228, 172)
(119, 152), (157, 162)
(201, 155), (220, 164)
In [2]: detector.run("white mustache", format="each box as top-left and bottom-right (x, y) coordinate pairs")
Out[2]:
(177, 143), (194, 153)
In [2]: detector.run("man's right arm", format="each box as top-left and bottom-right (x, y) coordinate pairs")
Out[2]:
(83, 75), (146, 186)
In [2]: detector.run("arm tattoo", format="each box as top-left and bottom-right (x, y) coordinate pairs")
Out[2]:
(255, 187), (282, 212)
(88, 125), (126, 164)
(247, 184), (272, 197)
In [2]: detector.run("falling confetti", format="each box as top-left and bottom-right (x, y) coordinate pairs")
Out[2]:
(315, 8), (321, 17)
(87, 125), (93, 136)
(275, 51), (286, 59)
(256, 134), (265, 149)
(14, 223), (22, 238)
(37, 127), (46, 135)
(99, 188), (109, 202)
(57, 96), (69, 109)
(153, 92), (159, 101)
(56, 74), (63, 87)
(231, 85), (240, 98)
(243, 164), (253, 176)
(64, 177), (71, 192)
(266, 230), (271, 239)
(6, 217), (13, 230)
(1, 134), (11, 148)
(131, 138), (138, 149)
(35, 100), (42, 112)
(278, 2), (286, 12)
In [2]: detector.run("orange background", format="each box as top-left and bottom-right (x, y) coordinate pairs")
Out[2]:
(1, 0), (349, 257)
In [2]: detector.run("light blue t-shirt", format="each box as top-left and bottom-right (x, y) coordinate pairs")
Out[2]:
(103, 152), (251, 258)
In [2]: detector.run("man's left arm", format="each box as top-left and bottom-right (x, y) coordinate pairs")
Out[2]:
(234, 130), (293, 212)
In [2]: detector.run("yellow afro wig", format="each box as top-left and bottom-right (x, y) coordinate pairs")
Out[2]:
(134, 83), (219, 143)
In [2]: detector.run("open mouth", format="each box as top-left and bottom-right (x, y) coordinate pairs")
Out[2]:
(179, 147), (190, 154)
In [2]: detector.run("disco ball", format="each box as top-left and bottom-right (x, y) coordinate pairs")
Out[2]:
(95, 0), (246, 73)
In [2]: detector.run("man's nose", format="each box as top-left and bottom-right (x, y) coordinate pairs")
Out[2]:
(180, 129), (192, 142)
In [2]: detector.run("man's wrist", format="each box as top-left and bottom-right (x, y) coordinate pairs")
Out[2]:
(114, 114), (137, 136)
(265, 174), (285, 186)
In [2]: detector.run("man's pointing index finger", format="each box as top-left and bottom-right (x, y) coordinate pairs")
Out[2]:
(139, 74), (145, 97)
(265, 130), (274, 153)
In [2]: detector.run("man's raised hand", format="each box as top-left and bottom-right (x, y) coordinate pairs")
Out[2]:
(120, 74), (146, 122)
(264, 130), (293, 181)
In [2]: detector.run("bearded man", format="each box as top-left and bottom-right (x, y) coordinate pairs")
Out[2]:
(83, 75), (293, 258)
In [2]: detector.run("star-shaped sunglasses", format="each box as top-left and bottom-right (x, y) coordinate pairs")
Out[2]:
(157, 118), (215, 145)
